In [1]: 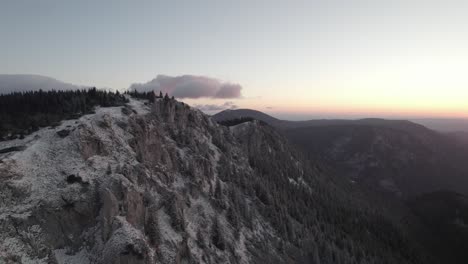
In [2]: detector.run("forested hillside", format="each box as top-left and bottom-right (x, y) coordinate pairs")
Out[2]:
(228, 121), (428, 263)
(214, 108), (468, 263)
(0, 88), (128, 140)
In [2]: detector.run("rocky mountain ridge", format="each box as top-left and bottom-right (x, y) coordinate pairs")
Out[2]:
(0, 97), (425, 263)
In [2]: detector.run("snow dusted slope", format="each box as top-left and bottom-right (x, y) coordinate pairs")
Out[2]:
(0, 100), (149, 263)
(0, 98), (277, 263)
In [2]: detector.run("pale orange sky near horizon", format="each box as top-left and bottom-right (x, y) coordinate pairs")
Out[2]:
(2, 1), (468, 119)
(183, 96), (468, 120)
(182, 67), (468, 119)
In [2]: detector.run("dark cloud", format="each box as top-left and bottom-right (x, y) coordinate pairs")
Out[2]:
(129, 75), (242, 99)
(193, 101), (238, 112)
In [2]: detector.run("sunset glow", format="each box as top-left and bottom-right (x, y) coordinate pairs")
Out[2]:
(1, 0), (468, 118)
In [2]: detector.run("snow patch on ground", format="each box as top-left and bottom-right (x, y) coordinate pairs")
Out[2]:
(53, 248), (91, 264)
(126, 97), (151, 115)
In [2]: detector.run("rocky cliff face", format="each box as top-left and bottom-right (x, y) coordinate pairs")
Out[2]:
(0, 98), (425, 263)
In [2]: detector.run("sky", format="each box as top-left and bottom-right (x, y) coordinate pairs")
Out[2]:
(1, 0), (468, 119)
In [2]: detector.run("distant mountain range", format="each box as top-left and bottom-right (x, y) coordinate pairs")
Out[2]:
(0, 74), (88, 94)
(213, 109), (468, 196)
(412, 118), (468, 133)
(213, 108), (468, 132)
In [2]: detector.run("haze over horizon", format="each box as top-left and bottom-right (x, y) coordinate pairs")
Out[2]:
(2, 0), (468, 119)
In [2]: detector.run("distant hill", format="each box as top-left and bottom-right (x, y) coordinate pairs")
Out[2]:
(448, 131), (468, 145)
(412, 118), (468, 133)
(214, 109), (468, 133)
(213, 108), (468, 263)
(214, 108), (430, 133)
(213, 108), (468, 196)
(212, 109), (282, 126)
(284, 123), (468, 196)
(0, 74), (85, 94)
